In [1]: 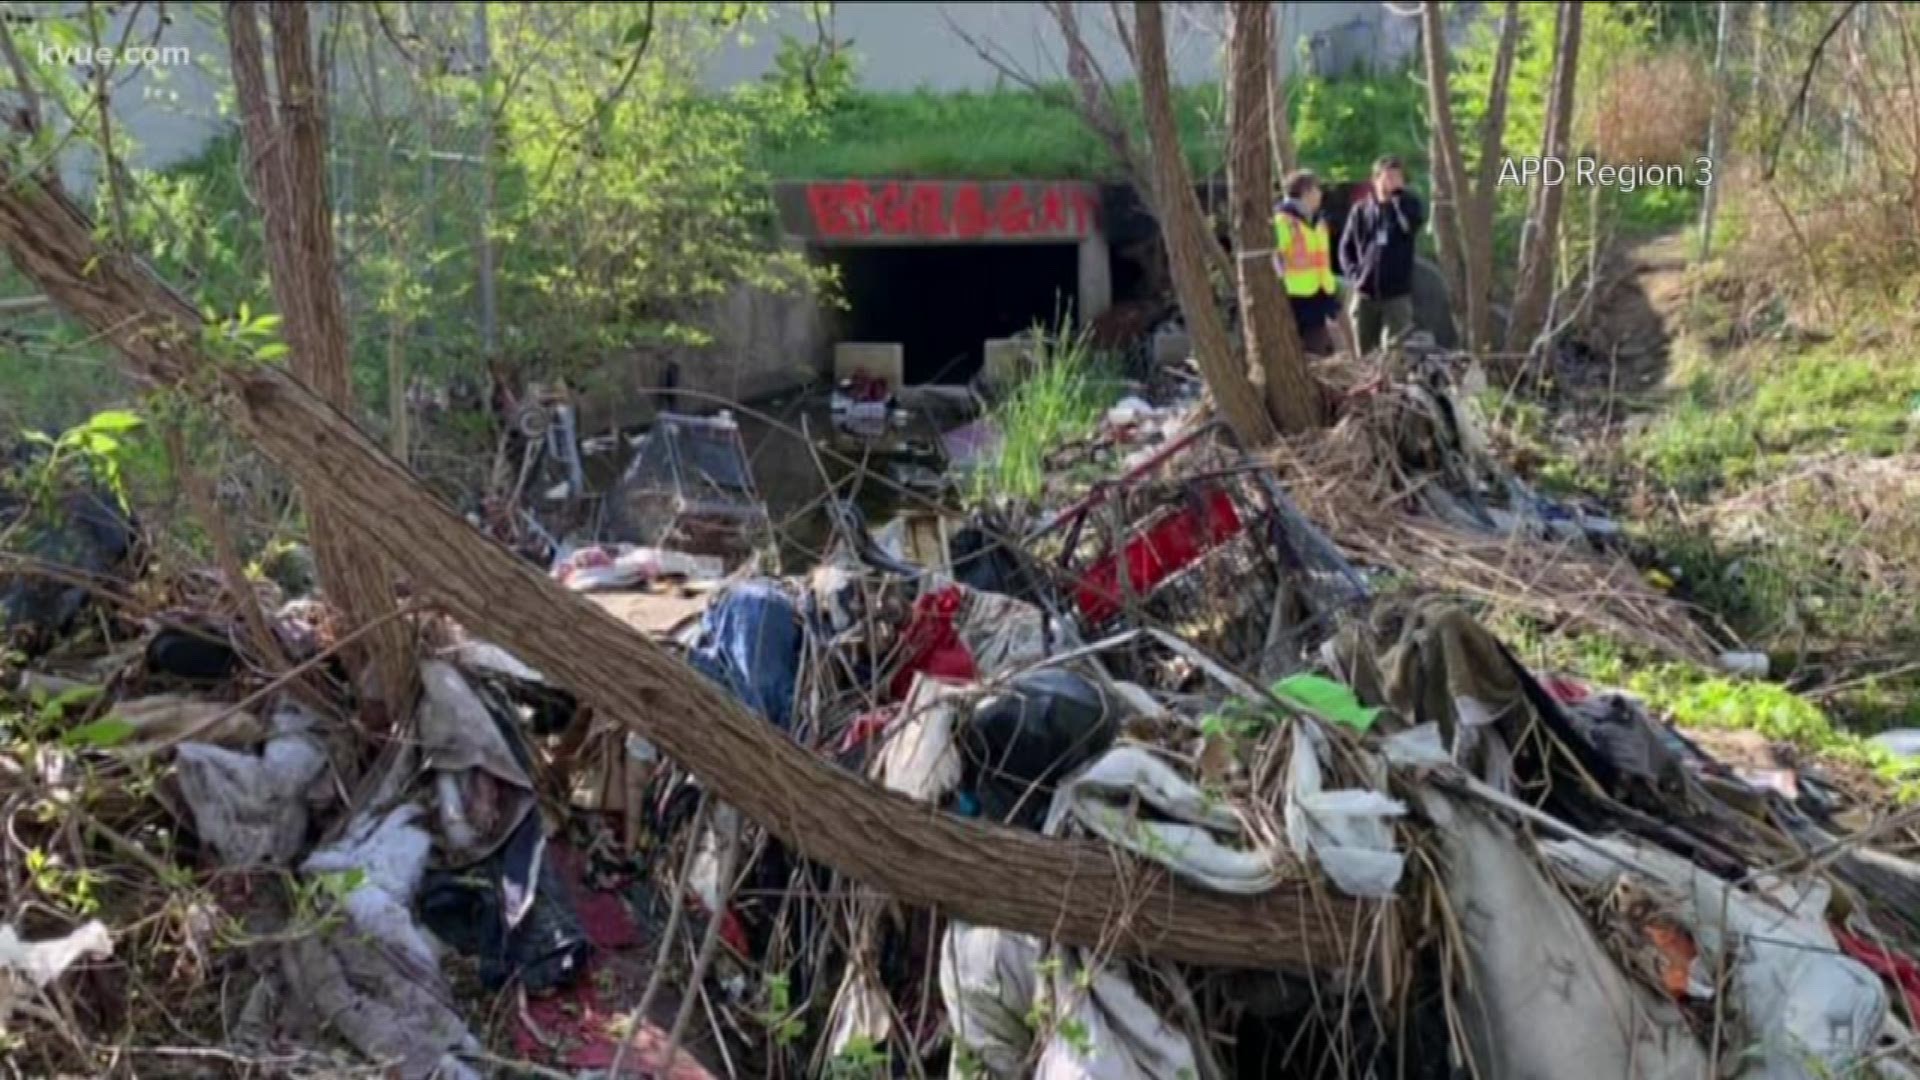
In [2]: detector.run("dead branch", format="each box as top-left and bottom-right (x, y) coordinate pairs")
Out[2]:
(0, 162), (1358, 971)
(1765, 0), (1864, 180)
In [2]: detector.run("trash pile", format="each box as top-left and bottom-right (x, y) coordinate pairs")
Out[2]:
(4, 338), (1920, 1080)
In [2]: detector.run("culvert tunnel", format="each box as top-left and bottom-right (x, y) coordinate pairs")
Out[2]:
(774, 179), (1132, 385)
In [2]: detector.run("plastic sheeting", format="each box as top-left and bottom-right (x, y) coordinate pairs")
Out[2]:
(1421, 790), (1710, 1080)
(1052, 745), (1286, 895)
(0, 921), (111, 1031)
(940, 923), (1199, 1080)
(1543, 834), (1888, 1080)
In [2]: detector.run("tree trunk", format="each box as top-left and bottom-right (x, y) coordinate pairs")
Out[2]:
(1228, 1), (1322, 433)
(0, 167), (1359, 973)
(229, 2), (418, 723)
(1699, 0), (1731, 260)
(1464, 1), (1521, 355)
(1135, 0), (1277, 448)
(1045, 2), (1239, 290)
(1504, 0), (1583, 355)
(1419, 1), (1473, 348)
(474, 3), (499, 358)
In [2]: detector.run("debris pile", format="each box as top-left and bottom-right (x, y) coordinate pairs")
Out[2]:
(3, 340), (1919, 1080)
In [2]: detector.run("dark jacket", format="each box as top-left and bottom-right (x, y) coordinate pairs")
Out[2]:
(1339, 189), (1426, 300)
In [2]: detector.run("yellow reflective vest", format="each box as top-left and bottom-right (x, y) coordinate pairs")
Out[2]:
(1273, 209), (1337, 298)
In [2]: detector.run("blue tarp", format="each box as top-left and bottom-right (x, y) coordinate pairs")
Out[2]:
(687, 579), (802, 731)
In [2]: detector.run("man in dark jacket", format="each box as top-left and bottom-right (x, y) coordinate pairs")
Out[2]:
(1339, 156), (1426, 354)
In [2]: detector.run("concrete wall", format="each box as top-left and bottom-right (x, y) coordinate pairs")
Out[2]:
(703, 2), (1414, 92)
(577, 279), (829, 431)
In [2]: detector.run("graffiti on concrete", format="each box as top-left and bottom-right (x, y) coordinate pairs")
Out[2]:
(790, 180), (1100, 241)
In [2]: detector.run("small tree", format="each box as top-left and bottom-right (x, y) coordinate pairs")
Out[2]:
(1505, 0), (1584, 354)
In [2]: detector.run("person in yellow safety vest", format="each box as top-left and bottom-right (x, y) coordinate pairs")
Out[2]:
(1272, 170), (1352, 357)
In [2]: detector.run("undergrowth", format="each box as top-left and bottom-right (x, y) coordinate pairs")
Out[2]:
(761, 85), (1224, 180)
(1496, 618), (1920, 798)
(1632, 333), (1920, 495)
(969, 325), (1121, 503)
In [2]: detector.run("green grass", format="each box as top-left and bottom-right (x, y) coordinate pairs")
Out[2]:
(1633, 336), (1920, 494)
(762, 85), (1224, 180)
(970, 324), (1122, 503)
(1496, 618), (1920, 796)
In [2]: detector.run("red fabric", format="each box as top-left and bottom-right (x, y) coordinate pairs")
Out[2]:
(512, 844), (719, 1079)
(1837, 928), (1920, 1022)
(1073, 488), (1242, 624)
(837, 707), (895, 756)
(889, 587), (978, 698)
(1543, 675), (1592, 705)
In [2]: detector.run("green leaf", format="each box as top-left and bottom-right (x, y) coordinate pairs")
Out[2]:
(83, 433), (121, 456)
(622, 18), (651, 46)
(62, 717), (136, 749)
(254, 342), (290, 361)
(84, 410), (143, 433)
(49, 685), (103, 712)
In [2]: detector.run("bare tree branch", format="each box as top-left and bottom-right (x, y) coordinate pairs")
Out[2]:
(1764, 0), (1863, 180)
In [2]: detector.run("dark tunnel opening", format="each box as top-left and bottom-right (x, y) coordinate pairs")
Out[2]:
(823, 243), (1080, 384)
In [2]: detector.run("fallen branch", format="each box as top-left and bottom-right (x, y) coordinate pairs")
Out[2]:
(0, 171), (1358, 971)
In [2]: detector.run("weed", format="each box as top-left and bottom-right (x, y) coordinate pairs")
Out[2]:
(824, 1036), (891, 1079)
(970, 322), (1123, 503)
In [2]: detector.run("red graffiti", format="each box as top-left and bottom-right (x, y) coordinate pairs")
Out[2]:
(804, 181), (1098, 240)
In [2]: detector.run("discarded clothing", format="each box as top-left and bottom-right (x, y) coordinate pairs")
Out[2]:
(893, 587), (979, 696)
(1544, 834), (1886, 1080)
(952, 588), (1049, 678)
(174, 706), (326, 867)
(940, 923), (1199, 1080)
(1561, 688), (1695, 808)
(687, 579), (802, 731)
(276, 805), (482, 1080)
(893, 585), (1051, 698)
(1284, 724), (1406, 899)
(1051, 746), (1286, 895)
(962, 670), (1116, 831)
(144, 618), (241, 684)
(420, 814), (592, 994)
(1837, 929), (1920, 1028)
(418, 661), (537, 862)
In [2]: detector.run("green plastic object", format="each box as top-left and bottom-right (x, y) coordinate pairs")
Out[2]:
(1273, 673), (1381, 732)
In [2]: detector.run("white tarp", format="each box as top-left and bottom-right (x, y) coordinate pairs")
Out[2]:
(1422, 790), (1711, 1080)
(1543, 834), (1888, 1080)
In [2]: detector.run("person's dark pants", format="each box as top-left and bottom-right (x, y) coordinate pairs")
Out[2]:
(1290, 293), (1340, 356)
(1350, 294), (1414, 354)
